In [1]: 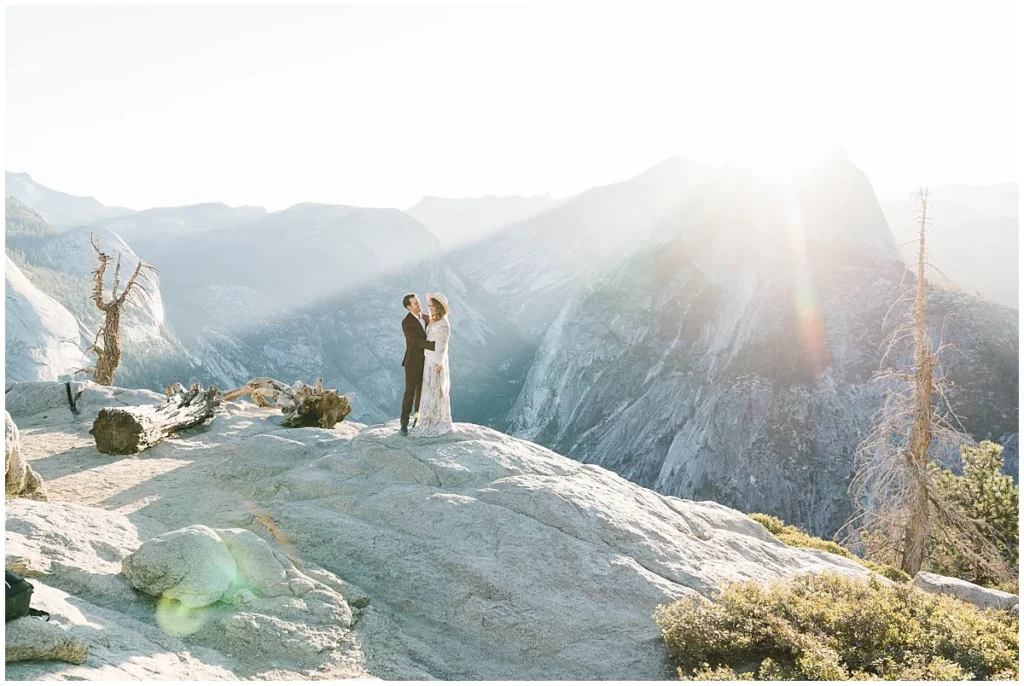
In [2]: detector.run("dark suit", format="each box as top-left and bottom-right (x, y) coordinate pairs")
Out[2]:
(401, 312), (435, 429)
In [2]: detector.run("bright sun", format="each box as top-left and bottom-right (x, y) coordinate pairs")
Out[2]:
(730, 117), (833, 179)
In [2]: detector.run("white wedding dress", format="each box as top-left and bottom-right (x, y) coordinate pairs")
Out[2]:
(412, 316), (453, 436)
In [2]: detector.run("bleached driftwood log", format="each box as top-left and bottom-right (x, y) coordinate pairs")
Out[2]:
(220, 377), (351, 429)
(90, 383), (220, 455)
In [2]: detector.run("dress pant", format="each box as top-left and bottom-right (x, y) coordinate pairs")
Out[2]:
(401, 360), (424, 428)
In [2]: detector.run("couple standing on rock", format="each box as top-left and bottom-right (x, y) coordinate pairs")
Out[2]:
(399, 293), (453, 437)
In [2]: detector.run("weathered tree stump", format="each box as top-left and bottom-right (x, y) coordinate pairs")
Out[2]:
(90, 383), (219, 455)
(220, 377), (351, 429)
(79, 234), (158, 386)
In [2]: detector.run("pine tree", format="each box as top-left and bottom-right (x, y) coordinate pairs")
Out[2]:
(929, 441), (1019, 586)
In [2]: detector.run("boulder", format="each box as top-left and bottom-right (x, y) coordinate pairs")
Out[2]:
(216, 527), (290, 598)
(912, 571), (1019, 612)
(5, 411), (48, 501)
(121, 524), (336, 609)
(122, 525), (238, 608)
(4, 615), (89, 665)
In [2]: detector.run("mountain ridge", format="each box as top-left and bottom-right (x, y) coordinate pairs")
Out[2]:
(6, 154), (1017, 538)
(406, 193), (561, 249)
(5, 171), (135, 227)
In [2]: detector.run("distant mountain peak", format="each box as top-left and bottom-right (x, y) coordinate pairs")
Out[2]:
(406, 193), (562, 248)
(5, 170), (135, 227)
(411, 192), (556, 207)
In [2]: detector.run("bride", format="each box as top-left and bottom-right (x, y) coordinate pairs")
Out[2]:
(412, 292), (453, 436)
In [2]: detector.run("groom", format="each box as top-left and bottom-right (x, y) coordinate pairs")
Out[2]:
(400, 293), (435, 436)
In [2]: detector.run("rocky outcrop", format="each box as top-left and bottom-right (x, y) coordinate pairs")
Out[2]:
(246, 423), (872, 680)
(4, 255), (88, 383)
(912, 571), (1019, 612)
(8, 381), (875, 680)
(5, 411), (48, 500)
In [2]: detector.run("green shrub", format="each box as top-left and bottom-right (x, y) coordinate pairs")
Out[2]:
(929, 441), (1019, 587)
(775, 528), (852, 558)
(684, 664), (755, 680)
(748, 513), (786, 536)
(748, 513), (910, 583)
(656, 573), (1018, 681)
(862, 559), (912, 584)
(992, 581), (1020, 595)
(749, 513), (852, 557)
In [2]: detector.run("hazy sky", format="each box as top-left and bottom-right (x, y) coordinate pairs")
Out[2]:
(5, 4), (1018, 212)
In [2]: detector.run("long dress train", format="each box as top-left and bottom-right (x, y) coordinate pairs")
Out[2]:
(412, 317), (453, 436)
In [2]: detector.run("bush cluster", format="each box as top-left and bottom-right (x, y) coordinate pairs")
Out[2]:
(655, 573), (1018, 681)
(930, 441), (1019, 588)
(748, 513), (910, 583)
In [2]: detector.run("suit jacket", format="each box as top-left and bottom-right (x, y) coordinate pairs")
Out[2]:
(401, 312), (435, 371)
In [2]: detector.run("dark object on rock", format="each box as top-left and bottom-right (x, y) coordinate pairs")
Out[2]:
(89, 383), (219, 455)
(64, 381), (80, 415)
(220, 377), (352, 429)
(5, 569), (48, 623)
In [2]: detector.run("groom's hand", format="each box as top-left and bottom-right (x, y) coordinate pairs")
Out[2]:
(435, 364), (442, 373)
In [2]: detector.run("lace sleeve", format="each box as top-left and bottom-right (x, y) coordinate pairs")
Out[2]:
(435, 319), (450, 361)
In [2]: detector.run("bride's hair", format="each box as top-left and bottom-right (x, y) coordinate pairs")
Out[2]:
(429, 297), (448, 321)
